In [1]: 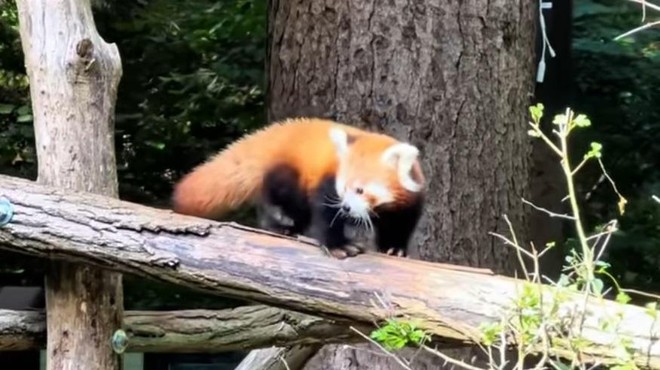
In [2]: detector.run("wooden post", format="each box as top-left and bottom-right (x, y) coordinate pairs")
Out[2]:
(14, 0), (124, 369)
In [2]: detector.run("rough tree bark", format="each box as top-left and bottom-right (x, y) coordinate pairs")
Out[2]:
(15, 0), (123, 369)
(267, 0), (537, 368)
(0, 175), (657, 368)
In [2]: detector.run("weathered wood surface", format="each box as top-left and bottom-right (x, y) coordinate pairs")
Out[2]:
(15, 0), (124, 368)
(0, 174), (659, 368)
(0, 306), (363, 353)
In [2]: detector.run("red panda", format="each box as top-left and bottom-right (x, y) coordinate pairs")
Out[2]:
(171, 117), (425, 259)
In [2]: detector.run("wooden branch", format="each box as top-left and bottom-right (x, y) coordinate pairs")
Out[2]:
(0, 306), (363, 353)
(0, 174), (660, 368)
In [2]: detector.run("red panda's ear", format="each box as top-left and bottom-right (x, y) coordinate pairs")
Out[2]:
(381, 143), (423, 192)
(329, 127), (350, 156)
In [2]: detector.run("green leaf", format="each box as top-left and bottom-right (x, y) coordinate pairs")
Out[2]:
(145, 140), (166, 150)
(552, 361), (573, 370)
(557, 273), (572, 287)
(616, 292), (632, 304)
(573, 113), (592, 127)
(528, 103), (544, 123)
(584, 142), (603, 160)
(594, 260), (610, 267)
(610, 365), (634, 370)
(527, 129), (541, 137)
(591, 278), (604, 295)
(15, 105), (30, 116)
(553, 113), (568, 125)
(645, 301), (658, 318)
(479, 322), (502, 346)
(16, 114), (33, 123)
(0, 104), (15, 115)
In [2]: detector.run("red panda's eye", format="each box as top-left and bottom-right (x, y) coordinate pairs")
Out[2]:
(356, 187), (364, 194)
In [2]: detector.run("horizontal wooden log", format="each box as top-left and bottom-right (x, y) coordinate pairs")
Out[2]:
(0, 305), (364, 352)
(0, 174), (659, 368)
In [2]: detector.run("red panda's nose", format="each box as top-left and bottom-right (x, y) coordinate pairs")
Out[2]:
(341, 205), (351, 212)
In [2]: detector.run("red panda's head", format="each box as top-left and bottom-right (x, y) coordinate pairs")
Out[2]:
(328, 126), (425, 222)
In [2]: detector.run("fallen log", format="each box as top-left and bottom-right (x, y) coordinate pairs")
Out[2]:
(0, 305), (363, 352)
(0, 174), (659, 368)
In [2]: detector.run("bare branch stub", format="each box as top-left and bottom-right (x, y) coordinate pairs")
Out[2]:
(76, 38), (94, 58)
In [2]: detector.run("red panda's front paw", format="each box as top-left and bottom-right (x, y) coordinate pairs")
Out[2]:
(327, 245), (365, 259)
(385, 248), (407, 258)
(328, 248), (349, 259)
(343, 244), (365, 256)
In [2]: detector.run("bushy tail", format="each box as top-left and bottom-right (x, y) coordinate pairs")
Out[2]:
(171, 139), (269, 220)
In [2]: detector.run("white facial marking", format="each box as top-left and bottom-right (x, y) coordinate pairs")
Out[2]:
(329, 127), (349, 157)
(380, 143), (423, 192)
(364, 182), (394, 205)
(341, 190), (370, 219)
(334, 171), (346, 198)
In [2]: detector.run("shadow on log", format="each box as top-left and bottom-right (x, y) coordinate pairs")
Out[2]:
(0, 174), (659, 368)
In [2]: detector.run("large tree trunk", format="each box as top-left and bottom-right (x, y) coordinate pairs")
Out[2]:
(267, 0), (537, 368)
(15, 0), (124, 369)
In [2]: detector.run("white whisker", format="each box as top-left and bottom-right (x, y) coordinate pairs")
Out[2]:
(324, 194), (341, 202)
(322, 194), (343, 208)
(329, 208), (343, 227)
(366, 216), (374, 235)
(352, 214), (373, 236)
(358, 217), (366, 232)
(367, 208), (379, 218)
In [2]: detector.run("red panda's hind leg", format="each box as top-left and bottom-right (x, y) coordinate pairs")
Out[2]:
(256, 202), (296, 235)
(260, 164), (312, 236)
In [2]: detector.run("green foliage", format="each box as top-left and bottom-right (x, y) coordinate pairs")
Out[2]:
(94, 0), (267, 204)
(572, 0), (660, 295)
(0, 0), (34, 180)
(369, 318), (430, 351)
(0, 0), (267, 204)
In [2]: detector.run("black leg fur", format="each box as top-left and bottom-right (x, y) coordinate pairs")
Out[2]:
(256, 202), (296, 235)
(260, 168), (359, 258)
(373, 195), (424, 257)
(260, 165), (421, 259)
(308, 175), (363, 258)
(309, 175), (349, 247)
(260, 164), (311, 235)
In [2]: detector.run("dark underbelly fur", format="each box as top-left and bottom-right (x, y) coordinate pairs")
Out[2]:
(258, 164), (423, 258)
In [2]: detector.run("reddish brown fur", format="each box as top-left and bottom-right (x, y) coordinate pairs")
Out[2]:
(339, 135), (425, 209)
